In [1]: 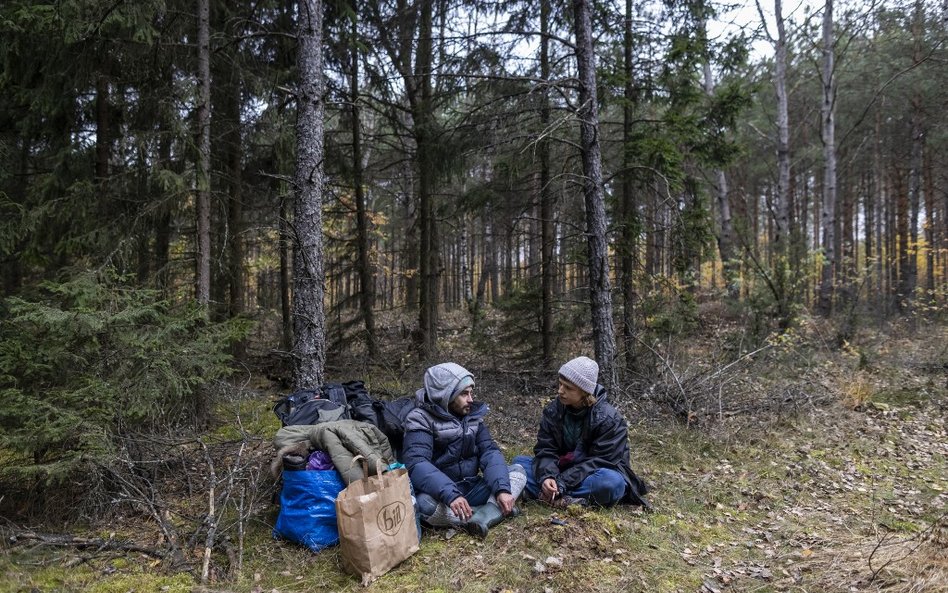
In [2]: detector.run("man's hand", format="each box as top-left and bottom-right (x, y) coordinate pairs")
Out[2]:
(450, 496), (473, 521)
(496, 492), (516, 515)
(540, 478), (559, 503)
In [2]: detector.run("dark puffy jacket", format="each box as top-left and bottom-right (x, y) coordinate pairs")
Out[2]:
(533, 385), (649, 506)
(403, 401), (511, 506)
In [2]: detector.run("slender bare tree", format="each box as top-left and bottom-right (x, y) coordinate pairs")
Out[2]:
(349, 8), (377, 358)
(818, 0), (837, 316)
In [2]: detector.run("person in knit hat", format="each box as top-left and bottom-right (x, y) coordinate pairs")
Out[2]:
(402, 362), (527, 537)
(513, 356), (650, 509)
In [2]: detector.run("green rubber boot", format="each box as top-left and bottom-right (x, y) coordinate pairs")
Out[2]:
(463, 503), (505, 538)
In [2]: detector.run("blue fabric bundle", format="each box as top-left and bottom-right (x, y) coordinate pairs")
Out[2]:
(273, 469), (346, 552)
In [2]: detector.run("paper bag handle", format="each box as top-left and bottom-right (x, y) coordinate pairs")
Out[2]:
(348, 454), (386, 482)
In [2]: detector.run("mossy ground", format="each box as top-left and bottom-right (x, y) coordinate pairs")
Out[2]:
(1, 319), (945, 593)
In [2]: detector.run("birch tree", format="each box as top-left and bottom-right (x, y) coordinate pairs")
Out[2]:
(818, 0), (837, 315)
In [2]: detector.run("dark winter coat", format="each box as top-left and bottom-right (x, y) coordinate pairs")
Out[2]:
(402, 365), (510, 506)
(533, 385), (650, 506)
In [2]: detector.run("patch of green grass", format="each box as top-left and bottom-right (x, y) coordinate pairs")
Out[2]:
(873, 388), (927, 407)
(212, 397), (281, 441)
(0, 552), (195, 593)
(878, 516), (921, 534)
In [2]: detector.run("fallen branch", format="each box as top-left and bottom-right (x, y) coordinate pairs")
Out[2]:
(9, 531), (165, 559)
(868, 511), (948, 584)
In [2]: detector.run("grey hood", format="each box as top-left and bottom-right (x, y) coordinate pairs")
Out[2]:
(415, 362), (474, 412)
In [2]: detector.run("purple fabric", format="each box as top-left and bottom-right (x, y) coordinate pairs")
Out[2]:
(306, 450), (334, 471)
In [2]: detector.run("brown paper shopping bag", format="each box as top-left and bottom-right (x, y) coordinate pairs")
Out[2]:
(335, 456), (419, 585)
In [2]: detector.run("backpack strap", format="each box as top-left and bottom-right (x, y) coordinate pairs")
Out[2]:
(322, 383), (347, 406)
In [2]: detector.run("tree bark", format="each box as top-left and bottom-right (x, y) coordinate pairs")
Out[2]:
(895, 167), (910, 311)
(700, 28), (737, 301)
(349, 10), (378, 358)
(539, 0), (554, 365)
(279, 192), (292, 352)
(291, 0), (327, 389)
(818, 0), (837, 316)
(572, 0), (617, 390)
(619, 0), (640, 376)
(924, 147), (935, 299)
(195, 0), (212, 307)
(874, 108), (885, 309)
(413, 0), (438, 358)
(773, 0), (792, 255)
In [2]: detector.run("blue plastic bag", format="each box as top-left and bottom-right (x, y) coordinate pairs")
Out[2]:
(273, 469), (346, 552)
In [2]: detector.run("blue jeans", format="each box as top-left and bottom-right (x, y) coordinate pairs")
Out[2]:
(415, 464), (530, 519)
(415, 474), (496, 520)
(512, 455), (627, 507)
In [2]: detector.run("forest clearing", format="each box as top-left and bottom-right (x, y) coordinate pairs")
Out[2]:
(1, 314), (945, 593)
(2, 0), (948, 591)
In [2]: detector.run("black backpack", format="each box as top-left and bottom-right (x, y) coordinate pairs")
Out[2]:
(272, 381), (418, 455)
(273, 382), (360, 427)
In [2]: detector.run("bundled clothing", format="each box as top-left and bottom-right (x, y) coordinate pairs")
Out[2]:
(516, 384), (649, 508)
(274, 420), (395, 484)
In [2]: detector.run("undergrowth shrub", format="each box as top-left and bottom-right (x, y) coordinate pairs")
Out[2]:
(0, 271), (248, 507)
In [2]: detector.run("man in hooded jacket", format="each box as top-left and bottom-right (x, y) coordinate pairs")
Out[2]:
(402, 362), (526, 537)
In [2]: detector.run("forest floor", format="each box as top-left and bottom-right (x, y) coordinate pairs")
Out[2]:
(1, 312), (946, 593)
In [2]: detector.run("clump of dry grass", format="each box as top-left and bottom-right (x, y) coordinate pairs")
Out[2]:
(841, 371), (874, 410)
(808, 516), (948, 593)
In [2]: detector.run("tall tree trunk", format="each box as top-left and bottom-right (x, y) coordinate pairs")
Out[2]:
(905, 0), (925, 308)
(865, 170), (874, 296)
(350, 11), (378, 358)
(874, 108), (885, 310)
(620, 0), (640, 376)
(473, 216), (496, 329)
(503, 223), (514, 295)
(540, 0), (554, 365)
(212, 41), (245, 328)
(195, 0), (212, 307)
(489, 214), (499, 302)
(280, 192), (292, 351)
(905, 107), (922, 305)
(460, 212), (473, 308)
(701, 32), (737, 300)
(896, 167), (910, 311)
(412, 0), (438, 358)
(817, 0), (837, 316)
(887, 171), (897, 312)
(403, 189), (418, 310)
(223, 86), (245, 357)
(291, 0), (327, 389)
(773, 0), (792, 254)
(573, 0), (617, 390)
(154, 58), (174, 296)
(924, 148), (935, 299)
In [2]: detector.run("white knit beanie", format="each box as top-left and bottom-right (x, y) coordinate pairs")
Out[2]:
(558, 356), (599, 395)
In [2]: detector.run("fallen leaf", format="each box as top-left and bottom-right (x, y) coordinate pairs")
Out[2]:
(702, 579), (722, 593)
